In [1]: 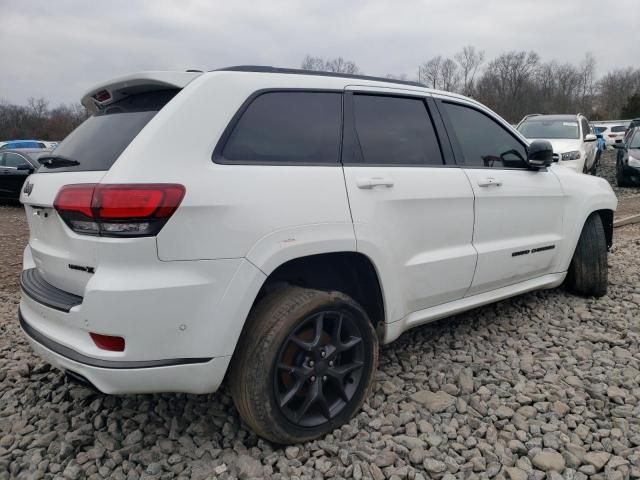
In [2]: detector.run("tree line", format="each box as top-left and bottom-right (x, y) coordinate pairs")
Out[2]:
(0, 98), (88, 142)
(302, 50), (640, 123)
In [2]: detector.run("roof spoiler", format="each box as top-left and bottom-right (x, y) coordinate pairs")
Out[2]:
(81, 71), (203, 113)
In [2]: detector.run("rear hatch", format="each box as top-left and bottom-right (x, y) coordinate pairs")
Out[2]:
(20, 73), (199, 296)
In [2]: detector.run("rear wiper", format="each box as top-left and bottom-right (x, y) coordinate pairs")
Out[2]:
(38, 155), (80, 168)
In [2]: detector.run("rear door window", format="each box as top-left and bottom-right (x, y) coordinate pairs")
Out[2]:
(37, 90), (178, 173)
(351, 94), (443, 166)
(219, 91), (342, 164)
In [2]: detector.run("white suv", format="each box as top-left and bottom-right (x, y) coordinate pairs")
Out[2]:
(517, 113), (599, 174)
(19, 67), (617, 444)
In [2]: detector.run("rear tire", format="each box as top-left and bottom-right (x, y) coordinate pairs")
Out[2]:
(565, 213), (608, 297)
(229, 286), (378, 444)
(617, 163), (630, 187)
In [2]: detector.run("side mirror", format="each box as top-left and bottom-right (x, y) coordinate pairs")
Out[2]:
(584, 133), (597, 142)
(527, 140), (554, 169)
(16, 164), (34, 172)
(612, 142), (625, 149)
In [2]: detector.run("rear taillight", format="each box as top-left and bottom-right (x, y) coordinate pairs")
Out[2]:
(54, 184), (185, 237)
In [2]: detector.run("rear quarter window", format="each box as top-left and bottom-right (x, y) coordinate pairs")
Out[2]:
(217, 91), (342, 165)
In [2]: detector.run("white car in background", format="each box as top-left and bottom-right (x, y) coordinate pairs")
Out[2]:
(517, 114), (598, 174)
(592, 123), (630, 148)
(606, 124), (630, 147)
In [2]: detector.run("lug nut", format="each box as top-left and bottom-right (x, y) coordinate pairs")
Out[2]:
(328, 360), (334, 367)
(308, 360), (315, 367)
(310, 376), (317, 382)
(321, 350), (326, 358)
(323, 376), (327, 382)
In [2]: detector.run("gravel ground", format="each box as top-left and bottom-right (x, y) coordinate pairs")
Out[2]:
(1, 159), (639, 479)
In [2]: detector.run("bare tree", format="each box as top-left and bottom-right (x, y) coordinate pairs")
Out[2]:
(301, 55), (360, 74)
(454, 46), (485, 96)
(598, 68), (640, 118)
(440, 58), (461, 92)
(0, 99), (88, 140)
(418, 56), (442, 88)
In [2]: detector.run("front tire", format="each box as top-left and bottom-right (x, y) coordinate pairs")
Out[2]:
(229, 286), (378, 444)
(565, 213), (608, 297)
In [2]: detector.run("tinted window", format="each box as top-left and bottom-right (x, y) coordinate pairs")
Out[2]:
(38, 90), (177, 173)
(518, 119), (579, 139)
(222, 92), (341, 164)
(444, 102), (527, 168)
(580, 119), (591, 138)
(611, 125), (627, 132)
(352, 95), (442, 165)
(4, 153), (31, 168)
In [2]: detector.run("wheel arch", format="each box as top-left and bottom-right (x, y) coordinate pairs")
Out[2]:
(593, 208), (614, 249)
(250, 251), (387, 338)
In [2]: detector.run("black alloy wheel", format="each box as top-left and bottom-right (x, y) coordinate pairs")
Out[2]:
(274, 310), (365, 428)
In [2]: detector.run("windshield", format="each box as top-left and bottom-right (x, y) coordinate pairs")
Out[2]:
(629, 131), (640, 149)
(518, 120), (579, 139)
(38, 89), (177, 173)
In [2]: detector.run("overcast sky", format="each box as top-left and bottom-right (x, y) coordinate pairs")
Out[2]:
(1, 0), (638, 105)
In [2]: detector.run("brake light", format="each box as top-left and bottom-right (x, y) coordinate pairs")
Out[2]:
(54, 184), (185, 237)
(90, 333), (125, 352)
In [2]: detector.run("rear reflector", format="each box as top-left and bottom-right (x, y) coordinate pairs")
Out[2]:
(90, 333), (125, 352)
(54, 184), (185, 237)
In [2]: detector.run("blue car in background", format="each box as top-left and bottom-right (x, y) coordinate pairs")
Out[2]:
(0, 140), (48, 150)
(594, 127), (608, 151)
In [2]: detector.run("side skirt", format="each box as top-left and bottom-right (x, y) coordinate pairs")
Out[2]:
(383, 272), (566, 344)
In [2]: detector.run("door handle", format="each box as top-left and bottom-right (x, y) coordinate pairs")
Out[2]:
(477, 177), (502, 187)
(356, 177), (394, 189)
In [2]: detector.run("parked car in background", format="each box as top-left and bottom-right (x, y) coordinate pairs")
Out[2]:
(607, 125), (629, 146)
(18, 67), (616, 444)
(0, 140), (48, 150)
(615, 127), (640, 187)
(38, 140), (59, 149)
(0, 149), (49, 200)
(517, 114), (598, 174)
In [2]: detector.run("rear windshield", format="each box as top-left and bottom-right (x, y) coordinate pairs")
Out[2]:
(594, 126), (607, 133)
(611, 125), (627, 132)
(37, 89), (178, 173)
(518, 120), (579, 139)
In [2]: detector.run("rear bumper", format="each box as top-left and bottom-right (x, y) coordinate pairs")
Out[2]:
(19, 245), (267, 393)
(20, 308), (230, 394)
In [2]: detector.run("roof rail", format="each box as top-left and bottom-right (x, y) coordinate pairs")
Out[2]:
(212, 65), (427, 89)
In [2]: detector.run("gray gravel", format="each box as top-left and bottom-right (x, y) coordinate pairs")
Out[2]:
(1, 192), (640, 478)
